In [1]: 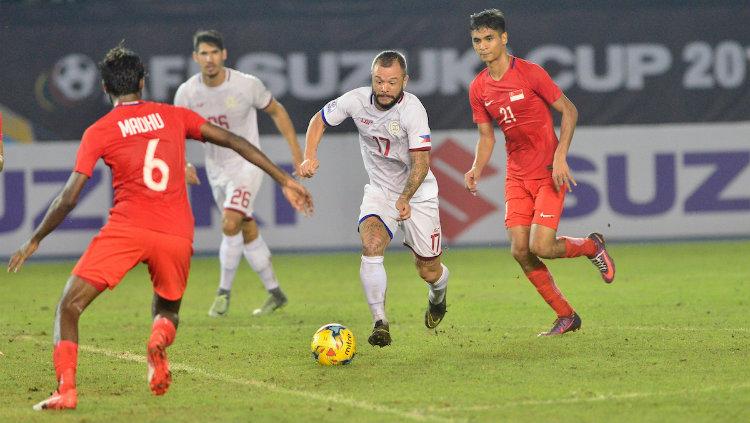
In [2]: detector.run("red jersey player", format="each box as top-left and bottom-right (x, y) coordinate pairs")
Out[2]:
(7, 45), (313, 410)
(464, 9), (615, 336)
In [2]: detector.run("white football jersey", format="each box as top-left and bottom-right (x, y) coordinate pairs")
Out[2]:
(174, 68), (272, 182)
(321, 87), (438, 201)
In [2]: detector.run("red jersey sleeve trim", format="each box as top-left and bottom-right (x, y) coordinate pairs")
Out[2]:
(409, 146), (431, 152)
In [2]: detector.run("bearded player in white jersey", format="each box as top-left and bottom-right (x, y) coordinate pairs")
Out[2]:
(300, 51), (450, 347)
(174, 30), (303, 317)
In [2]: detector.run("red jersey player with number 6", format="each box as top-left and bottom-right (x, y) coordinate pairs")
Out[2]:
(7, 45), (313, 411)
(464, 9), (615, 336)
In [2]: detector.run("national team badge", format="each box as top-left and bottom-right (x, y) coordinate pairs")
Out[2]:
(326, 100), (337, 113)
(225, 96), (239, 109)
(387, 121), (401, 136)
(509, 89), (525, 102)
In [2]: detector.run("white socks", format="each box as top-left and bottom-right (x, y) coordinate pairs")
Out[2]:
(427, 264), (449, 304)
(219, 233), (244, 291)
(219, 234), (279, 293)
(360, 255), (387, 323)
(243, 235), (279, 291)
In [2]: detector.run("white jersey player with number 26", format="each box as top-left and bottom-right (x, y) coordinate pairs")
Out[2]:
(174, 30), (303, 319)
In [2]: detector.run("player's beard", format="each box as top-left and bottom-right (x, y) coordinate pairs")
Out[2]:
(374, 90), (403, 110)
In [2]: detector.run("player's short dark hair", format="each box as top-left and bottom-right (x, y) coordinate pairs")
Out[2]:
(470, 8), (506, 34)
(193, 29), (224, 51)
(98, 44), (145, 97)
(371, 50), (407, 75)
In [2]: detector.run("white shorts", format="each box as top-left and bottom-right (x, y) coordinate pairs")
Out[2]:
(210, 163), (264, 219)
(358, 184), (442, 258)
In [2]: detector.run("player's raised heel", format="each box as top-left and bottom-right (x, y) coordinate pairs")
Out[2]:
(424, 293), (447, 329)
(32, 388), (77, 411)
(587, 233), (615, 283)
(538, 313), (582, 336)
(252, 292), (287, 316)
(368, 320), (391, 347)
(147, 343), (172, 396)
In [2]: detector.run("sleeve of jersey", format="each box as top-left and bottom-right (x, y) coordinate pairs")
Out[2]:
(178, 107), (208, 142)
(528, 63), (562, 105)
(73, 127), (104, 177)
(173, 84), (189, 107)
(320, 92), (353, 127)
(249, 77), (274, 109)
(469, 80), (493, 124)
(405, 103), (432, 152)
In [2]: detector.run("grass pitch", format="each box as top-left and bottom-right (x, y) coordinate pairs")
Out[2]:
(1, 241), (748, 422)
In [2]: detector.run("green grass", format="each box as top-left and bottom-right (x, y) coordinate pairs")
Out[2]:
(1, 241), (748, 422)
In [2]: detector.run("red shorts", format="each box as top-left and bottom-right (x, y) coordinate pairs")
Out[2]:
(72, 224), (193, 301)
(504, 177), (566, 230)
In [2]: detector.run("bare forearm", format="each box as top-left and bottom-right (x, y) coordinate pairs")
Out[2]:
(473, 136), (495, 172)
(304, 113), (326, 159)
(31, 195), (76, 243)
(401, 151), (430, 201)
(551, 95), (578, 159)
(556, 108), (578, 158)
(270, 108), (303, 164)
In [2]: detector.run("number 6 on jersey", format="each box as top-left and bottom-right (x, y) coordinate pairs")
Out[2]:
(143, 138), (170, 192)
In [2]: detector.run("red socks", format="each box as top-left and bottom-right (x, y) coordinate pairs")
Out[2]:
(53, 340), (78, 393)
(525, 264), (574, 317)
(559, 236), (597, 258)
(149, 317), (176, 349)
(51, 319), (175, 396)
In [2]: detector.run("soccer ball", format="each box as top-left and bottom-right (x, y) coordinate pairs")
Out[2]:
(310, 323), (356, 365)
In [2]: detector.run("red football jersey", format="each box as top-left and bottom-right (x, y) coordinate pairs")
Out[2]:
(74, 101), (207, 240)
(469, 56), (562, 179)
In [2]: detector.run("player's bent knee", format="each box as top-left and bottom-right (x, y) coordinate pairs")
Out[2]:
(529, 242), (554, 259)
(511, 246), (531, 263)
(222, 221), (242, 236)
(361, 236), (387, 256)
(418, 266), (439, 282)
(415, 258), (441, 282)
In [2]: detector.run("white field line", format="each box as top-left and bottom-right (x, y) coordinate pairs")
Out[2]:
(198, 325), (750, 333)
(430, 382), (750, 412)
(17, 336), (458, 423)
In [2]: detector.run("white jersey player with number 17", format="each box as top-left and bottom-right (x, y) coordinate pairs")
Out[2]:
(174, 30), (304, 318)
(300, 51), (451, 348)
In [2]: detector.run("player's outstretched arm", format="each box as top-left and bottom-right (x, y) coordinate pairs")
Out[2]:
(465, 122), (496, 194)
(8, 172), (89, 273)
(550, 93), (579, 192)
(299, 112), (326, 178)
(200, 122), (313, 215)
(396, 150), (430, 220)
(263, 99), (304, 174)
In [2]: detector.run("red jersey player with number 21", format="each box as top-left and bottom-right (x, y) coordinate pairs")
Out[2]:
(7, 45), (313, 411)
(464, 9), (615, 336)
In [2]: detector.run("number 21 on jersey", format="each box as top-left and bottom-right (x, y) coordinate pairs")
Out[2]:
(143, 138), (170, 192)
(498, 105), (516, 124)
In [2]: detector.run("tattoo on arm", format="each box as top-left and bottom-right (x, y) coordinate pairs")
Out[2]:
(401, 150), (430, 200)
